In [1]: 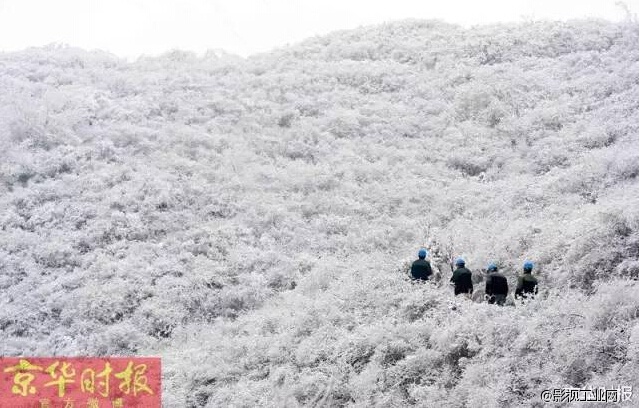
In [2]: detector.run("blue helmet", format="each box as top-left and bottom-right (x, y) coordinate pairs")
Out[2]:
(524, 261), (534, 271)
(418, 248), (428, 258)
(487, 263), (498, 272)
(455, 257), (465, 266)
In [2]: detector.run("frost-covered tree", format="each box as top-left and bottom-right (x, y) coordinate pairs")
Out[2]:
(0, 19), (638, 407)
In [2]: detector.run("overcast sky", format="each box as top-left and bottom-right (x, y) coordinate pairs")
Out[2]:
(0, 0), (637, 59)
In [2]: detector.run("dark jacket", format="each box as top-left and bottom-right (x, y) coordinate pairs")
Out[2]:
(485, 272), (508, 298)
(515, 272), (538, 298)
(411, 259), (432, 280)
(450, 267), (473, 295)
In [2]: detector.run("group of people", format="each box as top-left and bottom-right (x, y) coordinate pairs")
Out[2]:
(410, 248), (538, 305)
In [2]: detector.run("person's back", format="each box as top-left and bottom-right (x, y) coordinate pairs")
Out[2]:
(450, 258), (473, 295)
(411, 248), (432, 281)
(515, 261), (538, 299)
(485, 263), (508, 305)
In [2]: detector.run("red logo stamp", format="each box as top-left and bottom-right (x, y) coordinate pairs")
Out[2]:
(0, 357), (161, 407)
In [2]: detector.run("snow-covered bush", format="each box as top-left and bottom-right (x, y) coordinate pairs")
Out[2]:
(0, 18), (637, 407)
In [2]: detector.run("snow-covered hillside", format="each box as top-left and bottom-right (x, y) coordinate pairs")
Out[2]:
(0, 19), (638, 406)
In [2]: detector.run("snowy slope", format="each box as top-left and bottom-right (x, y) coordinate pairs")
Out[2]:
(0, 19), (638, 406)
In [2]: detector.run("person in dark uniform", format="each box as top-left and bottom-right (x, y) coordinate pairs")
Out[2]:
(515, 260), (538, 299)
(485, 263), (508, 305)
(410, 248), (432, 281)
(450, 257), (473, 296)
